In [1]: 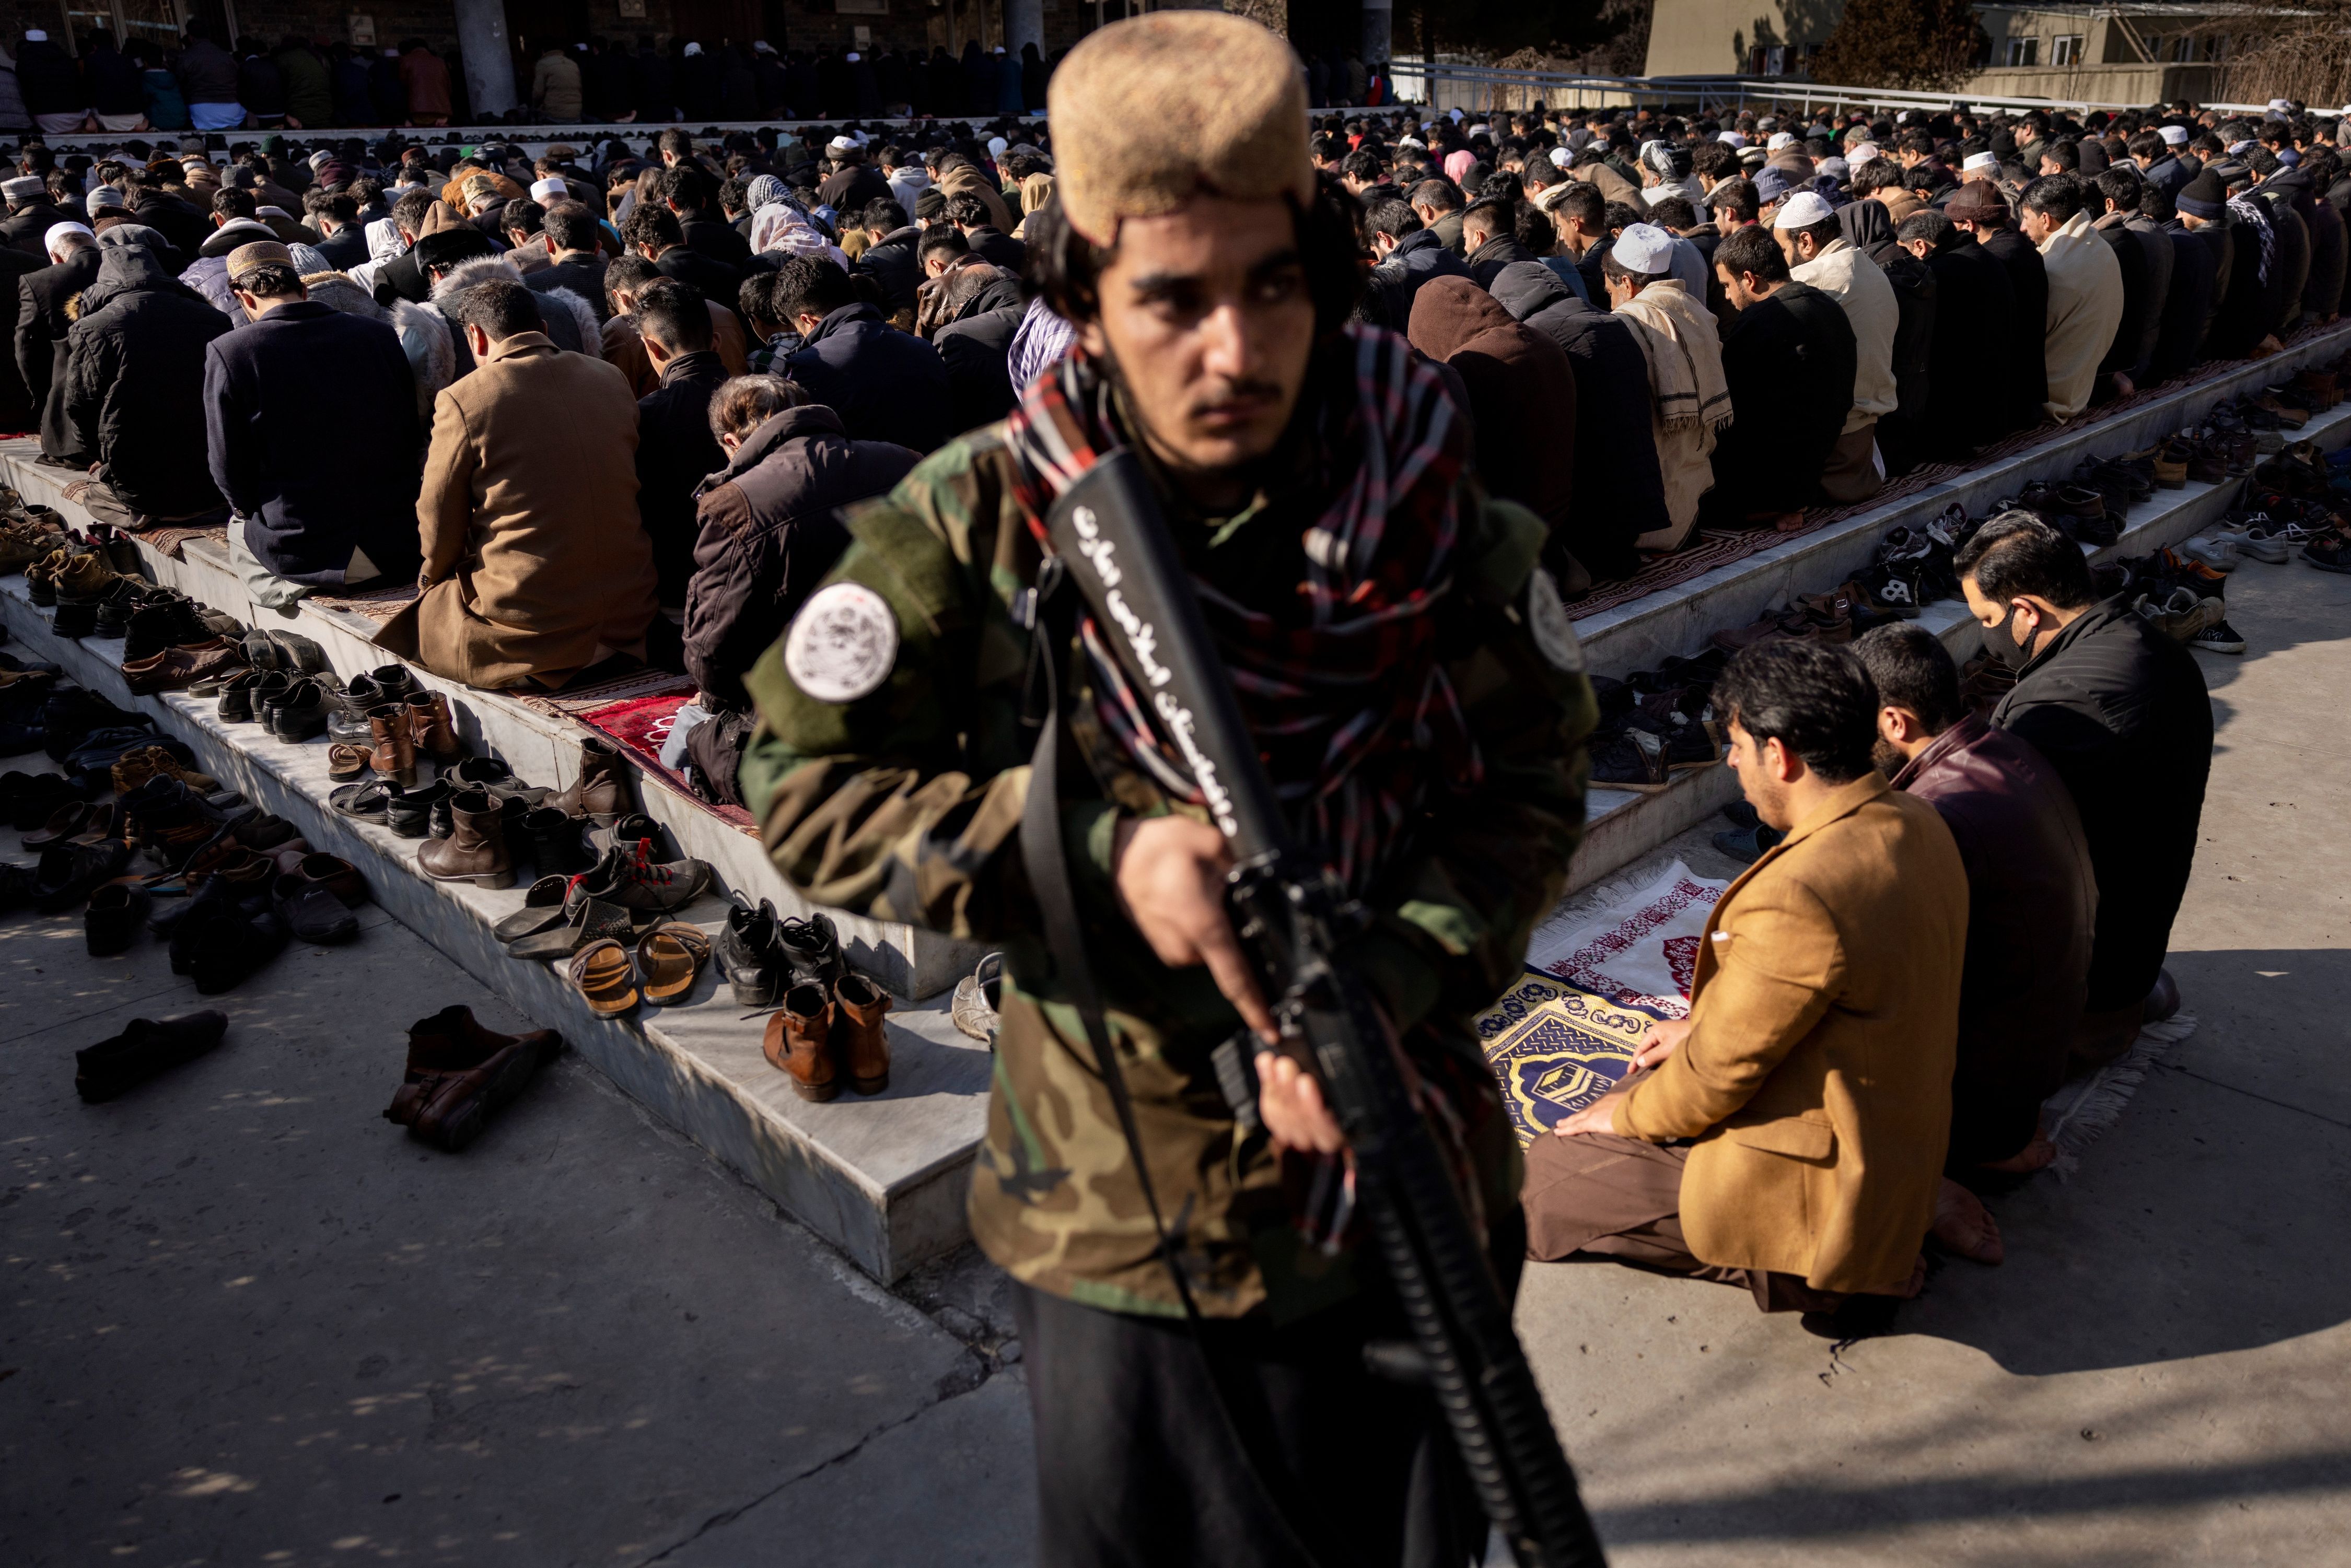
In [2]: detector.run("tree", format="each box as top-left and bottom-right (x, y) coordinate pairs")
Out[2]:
(1809, 0), (1989, 91)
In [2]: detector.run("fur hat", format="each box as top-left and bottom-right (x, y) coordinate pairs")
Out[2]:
(1048, 13), (1314, 246)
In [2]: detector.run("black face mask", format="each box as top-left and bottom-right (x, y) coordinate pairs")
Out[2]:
(1984, 604), (2036, 670)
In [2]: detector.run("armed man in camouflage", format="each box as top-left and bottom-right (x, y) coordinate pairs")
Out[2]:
(739, 14), (1597, 1564)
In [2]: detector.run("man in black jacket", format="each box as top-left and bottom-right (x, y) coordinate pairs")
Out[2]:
(928, 261), (1024, 435)
(1364, 198), (1470, 329)
(631, 280), (732, 603)
(1947, 179), (2049, 436)
(205, 242), (421, 596)
(1486, 256), (1672, 554)
(1703, 225), (1857, 524)
(1459, 196), (1538, 286)
(775, 254), (949, 451)
(0, 174), (70, 258)
(62, 228), (232, 526)
(665, 166), (751, 268)
(852, 199), (921, 314)
(1956, 515), (2210, 1067)
(369, 189), (442, 308)
(16, 224), (98, 462)
(622, 204), (741, 310)
(946, 191), (1025, 272)
(1897, 208), (2017, 457)
(526, 201), (612, 322)
(310, 192), (371, 270)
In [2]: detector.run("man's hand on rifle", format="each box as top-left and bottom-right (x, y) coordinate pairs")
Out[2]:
(1112, 814), (1278, 1043)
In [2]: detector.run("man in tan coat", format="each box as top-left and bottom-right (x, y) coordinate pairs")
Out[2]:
(1524, 639), (1973, 1325)
(377, 277), (658, 691)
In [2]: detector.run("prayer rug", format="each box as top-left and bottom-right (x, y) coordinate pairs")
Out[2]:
(131, 522), (228, 562)
(510, 663), (695, 718)
(1521, 858), (1729, 1020)
(1474, 972), (1657, 1146)
(308, 580), (420, 624)
(2042, 1012), (2199, 1176)
(576, 692), (755, 831)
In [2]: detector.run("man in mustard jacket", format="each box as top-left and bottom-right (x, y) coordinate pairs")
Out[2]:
(1524, 639), (1972, 1322)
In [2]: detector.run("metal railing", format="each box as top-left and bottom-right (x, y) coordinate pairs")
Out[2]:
(1380, 58), (2286, 118)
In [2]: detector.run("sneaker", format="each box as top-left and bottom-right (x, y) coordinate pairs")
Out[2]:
(2302, 532), (2351, 573)
(2216, 521), (2289, 564)
(950, 953), (1003, 1044)
(574, 837), (713, 914)
(2154, 548), (2230, 595)
(2175, 534), (2240, 572)
(2151, 439), (2191, 489)
(2188, 606), (2245, 654)
(2134, 587), (2210, 642)
(1627, 696), (1720, 771)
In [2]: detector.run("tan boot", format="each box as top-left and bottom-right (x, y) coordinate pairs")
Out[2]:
(405, 689), (463, 766)
(552, 737), (630, 827)
(368, 704), (417, 787)
(763, 981), (838, 1101)
(416, 786), (514, 889)
(833, 974), (891, 1094)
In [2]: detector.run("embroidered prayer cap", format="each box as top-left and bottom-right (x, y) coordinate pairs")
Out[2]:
(225, 239), (294, 281)
(1611, 221), (1674, 274)
(1773, 191), (1835, 229)
(1962, 151), (1998, 172)
(1, 175), (44, 202)
(1049, 11), (1314, 247)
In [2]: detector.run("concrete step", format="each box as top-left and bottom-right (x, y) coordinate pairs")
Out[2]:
(1564, 384), (2351, 891)
(0, 443), (987, 1000)
(0, 570), (990, 1284)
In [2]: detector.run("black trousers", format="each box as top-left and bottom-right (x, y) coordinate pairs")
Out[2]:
(1012, 1212), (1524, 1568)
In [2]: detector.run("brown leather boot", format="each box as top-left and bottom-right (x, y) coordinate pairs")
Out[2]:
(385, 1004), (566, 1151)
(833, 973), (891, 1094)
(416, 786), (515, 888)
(763, 981), (838, 1101)
(552, 736), (630, 827)
(405, 689), (463, 766)
(368, 704), (417, 787)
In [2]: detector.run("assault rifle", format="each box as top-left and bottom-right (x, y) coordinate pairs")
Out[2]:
(1033, 450), (1608, 1568)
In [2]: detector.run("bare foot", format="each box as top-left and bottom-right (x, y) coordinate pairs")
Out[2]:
(1933, 1178), (2005, 1265)
(1770, 511), (1810, 533)
(1980, 1127), (2057, 1175)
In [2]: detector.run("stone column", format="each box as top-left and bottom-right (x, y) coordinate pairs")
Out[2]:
(1006, 0), (1043, 58)
(1362, 0), (1392, 71)
(453, 0), (518, 121)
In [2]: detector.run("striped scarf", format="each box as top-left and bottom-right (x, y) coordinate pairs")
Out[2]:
(2230, 191), (2277, 289)
(1002, 324), (1481, 894)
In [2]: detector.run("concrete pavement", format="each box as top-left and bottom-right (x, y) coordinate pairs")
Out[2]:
(5, 556), (2346, 1565)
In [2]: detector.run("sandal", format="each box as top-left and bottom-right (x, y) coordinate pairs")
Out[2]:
(327, 742), (372, 783)
(569, 938), (638, 1016)
(635, 921), (711, 1004)
(492, 874), (573, 942)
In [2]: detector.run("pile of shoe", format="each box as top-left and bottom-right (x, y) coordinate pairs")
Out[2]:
(198, 628), (345, 742)
(0, 650), (64, 753)
(113, 587), (249, 696)
(2096, 546), (2242, 655)
(2229, 439), (2351, 575)
(1859, 507), (1971, 614)
(490, 823), (714, 962)
(1586, 651), (1727, 793)
(724, 907), (892, 1100)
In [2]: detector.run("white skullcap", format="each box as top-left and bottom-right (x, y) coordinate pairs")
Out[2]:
(1549, 146), (1573, 169)
(2159, 124), (2189, 146)
(1962, 151), (1998, 172)
(1718, 131), (1745, 147)
(845, 51), (860, 62)
(22, 28), (43, 40)
(1773, 190), (1835, 229)
(43, 220), (91, 255)
(987, 136), (1008, 156)
(827, 135), (857, 153)
(1849, 141), (1880, 163)
(529, 177), (567, 202)
(2267, 98), (2294, 114)
(682, 40), (703, 56)
(1611, 221), (1674, 274)
(1768, 131), (1796, 150)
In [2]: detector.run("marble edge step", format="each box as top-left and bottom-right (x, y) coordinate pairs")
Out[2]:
(1572, 322), (2351, 682)
(0, 449), (987, 999)
(0, 582), (991, 1281)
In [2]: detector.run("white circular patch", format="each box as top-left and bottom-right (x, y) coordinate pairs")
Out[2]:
(1525, 567), (1585, 674)
(783, 582), (900, 704)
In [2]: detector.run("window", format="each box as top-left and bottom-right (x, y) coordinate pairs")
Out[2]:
(2051, 33), (2086, 65)
(1764, 44), (1788, 76)
(2003, 36), (2040, 67)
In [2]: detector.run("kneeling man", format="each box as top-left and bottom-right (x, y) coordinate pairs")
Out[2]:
(1524, 640), (1968, 1318)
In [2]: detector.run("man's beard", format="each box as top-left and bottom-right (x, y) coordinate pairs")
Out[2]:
(1870, 737), (1907, 777)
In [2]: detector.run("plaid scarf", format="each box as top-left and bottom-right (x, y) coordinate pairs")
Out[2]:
(1002, 324), (1481, 894)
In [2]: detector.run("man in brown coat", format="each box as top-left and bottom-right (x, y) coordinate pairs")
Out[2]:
(1524, 640), (1971, 1327)
(377, 278), (658, 691)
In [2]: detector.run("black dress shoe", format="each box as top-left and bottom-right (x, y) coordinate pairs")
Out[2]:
(216, 669), (265, 723)
(271, 678), (330, 742)
(274, 872), (359, 944)
(188, 904), (289, 994)
(716, 894), (783, 1007)
(74, 1011), (230, 1102)
(35, 838), (132, 914)
(776, 912), (844, 991)
(85, 882), (150, 955)
(387, 779), (451, 839)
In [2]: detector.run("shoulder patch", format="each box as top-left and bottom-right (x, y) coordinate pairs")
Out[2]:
(1526, 567), (1585, 674)
(783, 582), (900, 704)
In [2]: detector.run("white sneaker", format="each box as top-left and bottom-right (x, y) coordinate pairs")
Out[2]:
(2177, 534), (2240, 571)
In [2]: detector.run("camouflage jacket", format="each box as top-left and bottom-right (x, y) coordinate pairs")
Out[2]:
(740, 424), (1597, 1320)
